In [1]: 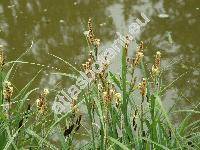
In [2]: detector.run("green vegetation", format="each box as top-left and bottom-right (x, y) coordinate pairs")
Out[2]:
(0, 20), (199, 150)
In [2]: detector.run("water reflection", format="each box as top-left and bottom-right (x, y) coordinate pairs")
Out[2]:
(0, 0), (199, 121)
(0, 0), (116, 90)
(140, 0), (200, 110)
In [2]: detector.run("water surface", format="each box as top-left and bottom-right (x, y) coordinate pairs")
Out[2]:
(0, 0), (199, 127)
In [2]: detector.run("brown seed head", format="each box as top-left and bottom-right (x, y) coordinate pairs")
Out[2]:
(151, 51), (162, 78)
(155, 51), (161, 68)
(0, 46), (5, 68)
(133, 51), (144, 67)
(138, 41), (144, 52)
(82, 64), (87, 71)
(138, 78), (147, 97)
(43, 88), (49, 96)
(89, 51), (94, 57)
(124, 36), (130, 56)
(36, 88), (49, 113)
(94, 38), (101, 47)
(3, 81), (13, 103)
(88, 18), (95, 44)
(114, 93), (121, 107)
(151, 65), (160, 77)
(132, 41), (145, 68)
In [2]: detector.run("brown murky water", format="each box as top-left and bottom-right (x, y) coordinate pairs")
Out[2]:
(0, 0), (199, 128)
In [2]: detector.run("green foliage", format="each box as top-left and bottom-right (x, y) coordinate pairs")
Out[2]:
(0, 43), (199, 150)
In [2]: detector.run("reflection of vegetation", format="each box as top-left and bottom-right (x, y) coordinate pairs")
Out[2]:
(0, 0), (115, 59)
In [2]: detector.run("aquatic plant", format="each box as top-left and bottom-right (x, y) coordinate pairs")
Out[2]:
(0, 19), (199, 150)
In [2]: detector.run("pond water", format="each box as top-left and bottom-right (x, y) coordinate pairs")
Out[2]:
(0, 0), (199, 126)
